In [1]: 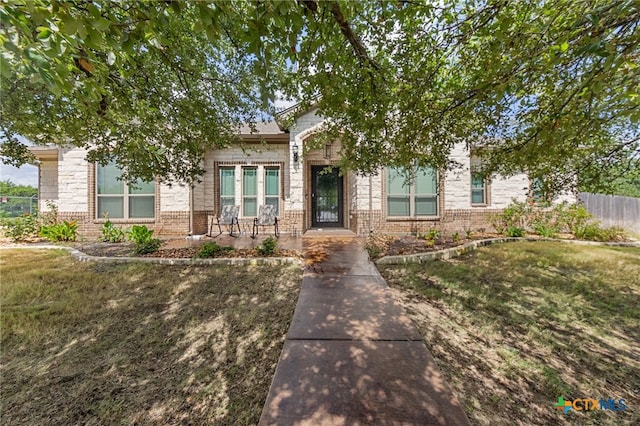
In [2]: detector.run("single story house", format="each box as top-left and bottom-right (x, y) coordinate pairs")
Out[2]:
(29, 106), (575, 238)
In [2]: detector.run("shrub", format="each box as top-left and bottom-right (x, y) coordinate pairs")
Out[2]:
(1, 214), (39, 241)
(502, 200), (529, 228)
(452, 232), (460, 243)
(573, 223), (604, 241)
(573, 223), (627, 242)
(424, 229), (440, 241)
(101, 220), (125, 243)
(126, 225), (161, 254)
(256, 236), (278, 256)
(39, 220), (78, 242)
(490, 213), (507, 235)
(495, 200), (609, 241)
(532, 222), (558, 238)
(127, 225), (155, 245)
(197, 241), (233, 258)
(133, 238), (162, 255)
(559, 203), (592, 234)
(602, 226), (627, 242)
(529, 208), (559, 237)
(39, 201), (59, 226)
(528, 205), (560, 237)
(491, 200), (530, 234)
(507, 226), (525, 237)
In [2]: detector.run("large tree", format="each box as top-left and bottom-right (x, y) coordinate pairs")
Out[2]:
(2, 0), (639, 191)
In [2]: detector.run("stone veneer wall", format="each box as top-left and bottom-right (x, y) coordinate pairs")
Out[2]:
(40, 148), (192, 239)
(38, 159), (59, 211)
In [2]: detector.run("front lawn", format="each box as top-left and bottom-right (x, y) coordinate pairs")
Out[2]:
(0, 249), (301, 425)
(379, 242), (639, 425)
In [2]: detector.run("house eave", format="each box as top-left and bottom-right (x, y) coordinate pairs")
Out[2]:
(240, 134), (289, 143)
(274, 96), (321, 130)
(28, 146), (59, 161)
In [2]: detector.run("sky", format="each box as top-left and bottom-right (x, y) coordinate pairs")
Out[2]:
(1, 163), (38, 187)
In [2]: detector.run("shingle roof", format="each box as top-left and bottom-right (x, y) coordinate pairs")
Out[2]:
(239, 121), (286, 135)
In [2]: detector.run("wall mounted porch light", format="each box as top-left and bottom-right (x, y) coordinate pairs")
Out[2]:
(323, 143), (332, 159)
(292, 142), (299, 164)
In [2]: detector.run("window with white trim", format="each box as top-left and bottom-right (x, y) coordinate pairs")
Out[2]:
(387, 166), (438, 217)
(264, 167), (280, 215)
(219, 167), (235, 208)
(218, 164), (282, 217)
(470, 155), (490, 206)
(471, 173), (487, 204)
(242, 167), (258, 216)
(97, 162), (155, 219)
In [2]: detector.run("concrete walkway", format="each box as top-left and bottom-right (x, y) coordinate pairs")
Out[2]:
(259, 237), (470, 425)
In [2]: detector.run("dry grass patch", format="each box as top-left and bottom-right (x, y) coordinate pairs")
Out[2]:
(379, 242), (639, 426)
(1, 249), (301, 425)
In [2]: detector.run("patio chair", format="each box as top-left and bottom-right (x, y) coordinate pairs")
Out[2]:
(251, 205), (279, 238)
(209, 205), (241, 237)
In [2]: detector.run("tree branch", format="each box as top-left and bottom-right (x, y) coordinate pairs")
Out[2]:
(300, 0), (380, 71)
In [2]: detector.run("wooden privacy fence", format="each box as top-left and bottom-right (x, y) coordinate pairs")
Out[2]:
(578, 192), (640, 235)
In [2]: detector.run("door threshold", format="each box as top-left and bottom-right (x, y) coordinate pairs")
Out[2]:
(303, 229), (356, 237)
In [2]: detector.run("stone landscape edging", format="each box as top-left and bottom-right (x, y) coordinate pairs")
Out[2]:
(0, 244), (303, 266)
(374, 237), (640, 265)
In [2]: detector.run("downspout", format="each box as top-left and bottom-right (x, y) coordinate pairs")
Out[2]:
(368, 174), (373, 235)
(34, 160), (41, 215)
(189, 184), (194, 236)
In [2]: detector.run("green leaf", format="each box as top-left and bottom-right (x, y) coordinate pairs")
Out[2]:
(93, 18), (111, 32)
(77, 20), (88, 39)
(25, 50), (49, 68)
(3, 41), (19, 53)
(87, 3), (101, 19)
(37, 26), (51, 39)
(122, 37), (135, 54)
(560, 41), (568, 52)
(0, 54), (12, 78)
(61, 13), (78, 33)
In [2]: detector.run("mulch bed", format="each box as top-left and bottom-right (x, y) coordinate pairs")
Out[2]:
(367, 233), (501, 259)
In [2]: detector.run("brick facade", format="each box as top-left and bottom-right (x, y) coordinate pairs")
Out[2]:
(57, 211), (191, 238)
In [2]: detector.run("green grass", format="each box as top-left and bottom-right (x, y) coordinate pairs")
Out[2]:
(1, 249), (302, 425)
(379, 241), (639, 426)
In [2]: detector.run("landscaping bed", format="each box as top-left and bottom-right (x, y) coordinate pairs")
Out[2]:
(73, 240), (301, 259)
(366, 200), (633, 261)
(366, 232), (500, 259)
